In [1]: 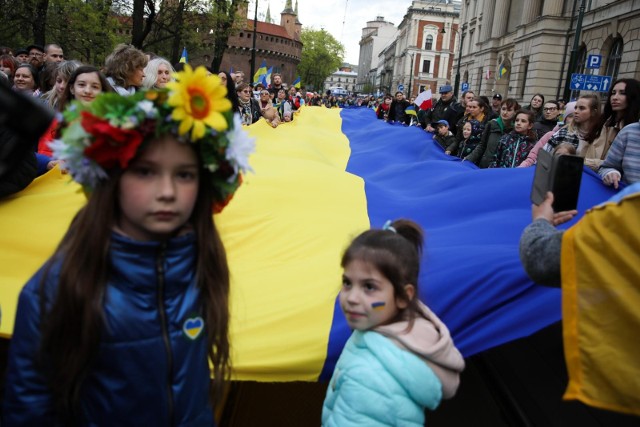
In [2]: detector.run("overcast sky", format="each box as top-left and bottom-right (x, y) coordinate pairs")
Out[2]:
(253, 0), (412, 65)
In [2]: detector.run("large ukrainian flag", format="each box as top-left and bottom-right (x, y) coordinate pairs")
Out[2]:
(0, 107), (616, 383)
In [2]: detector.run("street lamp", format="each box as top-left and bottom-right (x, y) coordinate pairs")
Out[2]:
(442, 26), (464, 98)
(563, 0), (587, 102)
(249, 0), (259, 83)
(408, 52), (415, 98)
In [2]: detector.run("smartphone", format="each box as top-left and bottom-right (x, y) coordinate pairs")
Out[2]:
(531, 149), (584, 212)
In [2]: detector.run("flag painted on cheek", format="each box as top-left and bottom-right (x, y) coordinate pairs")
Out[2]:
(371, 302), (386, 311)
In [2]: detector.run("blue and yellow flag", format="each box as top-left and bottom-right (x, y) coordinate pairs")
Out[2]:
(0, 108), (617, 383)
(265, 66), (273, 87)
(253, 60), (267, 84)
(561, 183), (640, 416)
(405, 105), (417, 116)
(293, 76), (301, 89)
(179, 47), (188, 64)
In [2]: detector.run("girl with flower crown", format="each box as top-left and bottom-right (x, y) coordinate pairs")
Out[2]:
(3, 65), (255, 425)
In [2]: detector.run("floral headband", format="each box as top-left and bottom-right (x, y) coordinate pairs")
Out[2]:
(51, 65), (255, 213)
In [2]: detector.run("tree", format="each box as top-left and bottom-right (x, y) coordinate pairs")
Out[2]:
(46, 0), (118, 64)
(297, 29), (344, 92)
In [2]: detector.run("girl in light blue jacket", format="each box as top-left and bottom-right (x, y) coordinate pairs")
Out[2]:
(322, 219), (465, 427)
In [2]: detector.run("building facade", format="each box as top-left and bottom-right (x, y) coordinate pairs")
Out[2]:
(357, 1), (461, 98)
(458, 0), (640, 103)
(356, 16), (398, 93)
(323, 64), (359, 93)
(217, 0), (303, 85)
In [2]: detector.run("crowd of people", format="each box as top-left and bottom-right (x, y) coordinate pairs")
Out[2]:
(409, 80), (640, 188)
(1, 39), (639, 424)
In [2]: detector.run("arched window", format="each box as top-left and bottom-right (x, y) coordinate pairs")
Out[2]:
(425, 34), (434, 50)
(605, 38), (623, 79)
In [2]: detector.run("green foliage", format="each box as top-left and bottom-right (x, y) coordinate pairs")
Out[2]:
(0, 0), (239, 69)
(47, 0), (118, 64)
(297, 29), (344, 91)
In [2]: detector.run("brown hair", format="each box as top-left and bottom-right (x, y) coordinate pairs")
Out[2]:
(577, 93), (601, 142)
(501, 98), (521, 111)
(341, 219), (425, 328)
(39, 140), (230, 418)
(104, 44), (148, 88)
(59, 66), (113, 112)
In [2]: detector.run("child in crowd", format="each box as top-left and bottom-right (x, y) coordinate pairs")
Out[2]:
(553, 142), (577, 156)
(3, 65), (254, 424)
(376, 95), (392, 121)
(490, 110), (538, 168)
(446, 119), (483, 159)
(432, 119), (456, 150)
(322, 219), (465, 427)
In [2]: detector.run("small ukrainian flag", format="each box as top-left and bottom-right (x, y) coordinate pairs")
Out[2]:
(180, 47), (188, 64)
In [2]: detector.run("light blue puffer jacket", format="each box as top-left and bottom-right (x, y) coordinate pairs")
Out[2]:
(322, 330), (443, 426)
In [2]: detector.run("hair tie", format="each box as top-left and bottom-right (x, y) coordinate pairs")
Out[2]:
(382, 220), (396, 233)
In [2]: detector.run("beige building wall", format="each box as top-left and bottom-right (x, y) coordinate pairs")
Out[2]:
(458, 0), (640, 103)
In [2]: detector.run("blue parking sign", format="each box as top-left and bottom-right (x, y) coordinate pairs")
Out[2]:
(586, 55), (602, 69)
(461, 82), (469, 91)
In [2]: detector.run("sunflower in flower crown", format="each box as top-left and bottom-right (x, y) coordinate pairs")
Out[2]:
(51, 65), (255, 213)
(167, 64), (232, 140)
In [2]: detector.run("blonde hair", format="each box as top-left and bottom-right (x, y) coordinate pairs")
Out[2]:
(41, 60), (82, 109)
(104, 44), (148, 88)
(141, 57), (174, 89)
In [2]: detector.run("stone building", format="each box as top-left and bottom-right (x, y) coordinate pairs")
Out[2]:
(360, 1), (461, 98)
(217, 0), (303, 85)
(458, 0), (640, 103)
(355, 17), (398, 93)
(323, 64), (359, 93)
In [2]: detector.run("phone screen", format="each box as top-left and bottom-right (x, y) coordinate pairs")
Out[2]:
(552, 155), (584, 212)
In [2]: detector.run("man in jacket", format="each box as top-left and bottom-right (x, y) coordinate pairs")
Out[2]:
(388, 91), (411, 125)
(421, 85), (462, 134)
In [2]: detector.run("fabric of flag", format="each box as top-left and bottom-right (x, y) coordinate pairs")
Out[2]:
(485, 69), (491, 80)
(265, 67), (273, 87)
(293, 76), (301, 89)
(179, 47), (188, 63)
(0, 107), (616, 383)
(414, 89), (432, 110)
(561, 183), (640, 416)
(498, 63), (508, 79)
(404, 105), (417, 116)
(230, 66), (234, 74)
(253, 60), (267, 84)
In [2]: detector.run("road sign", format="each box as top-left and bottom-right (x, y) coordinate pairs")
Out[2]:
(570, 73), (612, 92)
(397, 84), (405, 92)
(586, 54), (602, 69)
(461, 82), (469, 91)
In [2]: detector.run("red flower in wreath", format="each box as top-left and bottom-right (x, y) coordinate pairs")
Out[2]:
(81, 111), (144, 169)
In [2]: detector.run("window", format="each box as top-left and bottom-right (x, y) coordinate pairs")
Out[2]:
(605, 38), (623, 79)
(425, 35), (434, 50)
(422, 60), (431, 73)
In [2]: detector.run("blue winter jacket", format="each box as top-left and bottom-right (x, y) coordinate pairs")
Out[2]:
(3, 232), (215, 426)
(322, 331), (442, 426)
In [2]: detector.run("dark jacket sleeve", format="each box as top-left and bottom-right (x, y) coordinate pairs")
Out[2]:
(3, 270), (57, 425)
(0, 126), (38, 199)
(519, 219), (563, 287)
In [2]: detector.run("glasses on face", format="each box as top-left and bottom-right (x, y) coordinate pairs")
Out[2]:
(29, 52), (43, 57)
(543, 107), (558, 111)
(241, 89), (251, 93)
(261, 92), (269, 96)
